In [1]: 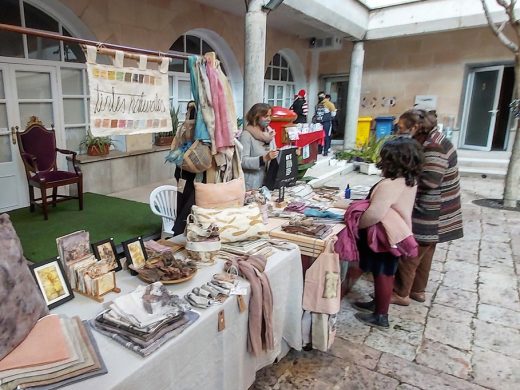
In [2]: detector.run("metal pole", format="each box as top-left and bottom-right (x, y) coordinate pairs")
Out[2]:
(0, 23), (189, 60)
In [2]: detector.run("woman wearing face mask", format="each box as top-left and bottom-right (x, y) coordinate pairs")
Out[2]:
(239, 103), (279, 190)
(392, 109), (463, 306)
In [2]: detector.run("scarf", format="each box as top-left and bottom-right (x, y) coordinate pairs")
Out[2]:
(245, 125), (274, 144)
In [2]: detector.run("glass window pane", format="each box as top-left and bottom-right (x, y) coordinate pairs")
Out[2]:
(169, 59), (185, 73)
(65, 126), (86, 152)
(267, 99), (275, 106)
(0, 0), (24, 58)
(268, 85), (275, 99)
(63, 99), (85, 124)
(0, 134), (12, 163)
(16, 71), (52, 99)
(202, 40), (214, 56)
(273, 54), (281, 66)
(186, 35), (201, 55)
(63, 28), (86, 63)
(277, 86), (283, 100)
(281, 56), (288, 67)
(288, 69), (294, 82)
(0, 71), (4, 99)
(170, 36), (185, 52)
(272, 68), (280, 81)
(24, 3), (60, 61)
(61, 68), (83, 95)
(281, 69), (288, 81)
(19, 103), (53, 128)
(177, 100), (189, 119)
(178, 80), (191, 100)
(169, 76), (173, 97)
(0, 104), (7, 129)
(264, 67), (272, 80)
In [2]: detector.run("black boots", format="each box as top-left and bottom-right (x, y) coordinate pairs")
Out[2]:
(353, 300), (376, 313)
(354, 312), (389, 329)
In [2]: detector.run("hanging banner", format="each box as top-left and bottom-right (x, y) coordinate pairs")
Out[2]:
(86, 51), (172, 136)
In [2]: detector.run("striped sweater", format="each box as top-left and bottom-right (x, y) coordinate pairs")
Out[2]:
(412, 130), (463, 243)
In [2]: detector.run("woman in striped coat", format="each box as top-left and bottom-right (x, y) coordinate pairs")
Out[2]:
(392, 109), (463, 305)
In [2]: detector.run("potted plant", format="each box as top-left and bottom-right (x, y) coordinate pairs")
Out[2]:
(155, 107), (179, 146)
(357, 135), (389, 175)
(80, 131), (115, 157)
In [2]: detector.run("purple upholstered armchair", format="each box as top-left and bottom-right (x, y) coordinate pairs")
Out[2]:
(16, 116), (83, 220)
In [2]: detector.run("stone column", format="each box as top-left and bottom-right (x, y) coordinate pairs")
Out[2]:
(307, 51), (320, 123)
(344, 41), (365, 149)
(244, 0), (267, 118)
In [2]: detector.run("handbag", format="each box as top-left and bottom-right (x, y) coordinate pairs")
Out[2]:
(194, 177), (246, 209)
(191, 204), (268, 243)
(302, 238), (341, 315)
(181, 140), (212, 173)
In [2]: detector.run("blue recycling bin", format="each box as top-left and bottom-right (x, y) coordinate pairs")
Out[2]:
(375, 116), (395, 139)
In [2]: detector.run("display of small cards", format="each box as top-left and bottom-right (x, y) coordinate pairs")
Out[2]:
(56, 230), (91, 267)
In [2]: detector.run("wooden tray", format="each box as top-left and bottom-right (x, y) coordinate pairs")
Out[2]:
(136, 269), (197, 285)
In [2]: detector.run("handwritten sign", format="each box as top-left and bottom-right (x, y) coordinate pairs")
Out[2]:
(87, 63), (172, 136)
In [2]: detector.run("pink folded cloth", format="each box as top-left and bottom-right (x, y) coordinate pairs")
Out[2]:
(0, 315), (70, 371)
(144, 240), (172, 254)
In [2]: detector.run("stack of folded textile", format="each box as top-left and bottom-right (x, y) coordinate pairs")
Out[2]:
(0, 314), (107, 390)
(90, 282), (199, 357)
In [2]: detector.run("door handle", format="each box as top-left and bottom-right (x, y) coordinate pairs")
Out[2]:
(11, 126), (18, 145)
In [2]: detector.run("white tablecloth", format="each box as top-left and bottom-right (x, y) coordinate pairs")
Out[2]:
(52, 245), (303, 390)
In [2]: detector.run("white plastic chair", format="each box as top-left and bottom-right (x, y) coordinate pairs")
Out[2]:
(149, 185), (178, 238)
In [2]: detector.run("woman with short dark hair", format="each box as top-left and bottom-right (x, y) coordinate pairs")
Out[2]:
(353, 137), (424, 328)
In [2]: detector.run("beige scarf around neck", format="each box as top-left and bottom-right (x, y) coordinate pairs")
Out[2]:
(245, 125), (274, 144)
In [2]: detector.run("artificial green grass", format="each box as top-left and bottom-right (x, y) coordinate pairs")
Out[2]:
(8, 192), (161, 263)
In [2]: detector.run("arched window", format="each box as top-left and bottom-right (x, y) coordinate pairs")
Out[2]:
(168, 34), (226, 119)
(264, 53), (295, 108)
(0, 0), (85, 62)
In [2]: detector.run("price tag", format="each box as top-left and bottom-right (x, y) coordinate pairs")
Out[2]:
(218, 310), (225, 332)
(178, 178), (186, 194)
(237, 295), (247, 313)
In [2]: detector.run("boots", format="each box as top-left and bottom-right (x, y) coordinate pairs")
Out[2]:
(410, 291), (426, 302)
(353, 300), (376, 313)
(354, 312), (389, 329)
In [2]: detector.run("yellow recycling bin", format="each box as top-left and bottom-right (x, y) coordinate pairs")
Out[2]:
(356, 116), (373, 147)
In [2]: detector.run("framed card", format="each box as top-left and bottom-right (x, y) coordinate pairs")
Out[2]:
(122, 236), (148, 270)
(94, 272), (116, 296)
(56, 231), (90, 266)
(30, 257), (74, 309)
(91, 238), (122, 272)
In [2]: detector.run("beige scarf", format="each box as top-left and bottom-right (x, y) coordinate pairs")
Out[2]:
(245, 125), (274, 144)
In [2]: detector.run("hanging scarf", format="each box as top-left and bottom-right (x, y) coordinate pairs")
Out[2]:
(245, 125), (274, 144)
(188, 56), (210, 141)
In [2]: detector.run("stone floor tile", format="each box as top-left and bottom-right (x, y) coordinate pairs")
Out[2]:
(341, 364), (399, 390)
(389, 303), (429, 325)
(420, 292), (434, 308)
(477, 303), (520, 330)
(478, 283), (520, 312)
(365, 330), (418, 361)
(336, 304), (371, 344)
(327, 337), (382, 370)
(479, 271), (517, 288)
(446, 249), (479, 264)
(441, 270), (477, 292)
(443, 260), (479, 276)
(473, 319), (520, 360)
(428, 270), (443, 283)
(415, 339), (472, 379)
(472, 347), (520, 390)
(429, 303), (473, 326)
(396, 385), (421, 390)
(430, 260), (444, 272)
(376, 353), (486, 390)
(424, 317), (473, 350)
(434, 287), (478, 313)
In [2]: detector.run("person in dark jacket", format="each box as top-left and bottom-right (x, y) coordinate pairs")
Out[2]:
(392, 109), (464, 305)
(290, 89), (308, 124)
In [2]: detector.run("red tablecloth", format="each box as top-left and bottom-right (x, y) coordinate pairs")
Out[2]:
(292, 130), (325, 147)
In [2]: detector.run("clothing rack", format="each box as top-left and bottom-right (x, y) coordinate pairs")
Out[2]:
(0, 23), (189, 62)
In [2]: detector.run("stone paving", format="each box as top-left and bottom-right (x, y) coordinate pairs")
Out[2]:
(252, 172), (520, 390)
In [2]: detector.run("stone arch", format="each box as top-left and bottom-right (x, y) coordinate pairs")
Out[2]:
(26, 0), (97, 40)
(184, 28), (244, 118)
(270, 48), (307, 92)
